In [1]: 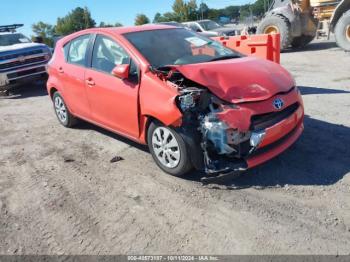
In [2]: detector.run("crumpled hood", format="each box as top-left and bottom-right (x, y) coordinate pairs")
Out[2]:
(174, 57), (295, 104)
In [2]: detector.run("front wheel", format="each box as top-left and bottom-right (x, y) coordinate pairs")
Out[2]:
(147, 122), (193, 177)
(334, 10), (350, 51)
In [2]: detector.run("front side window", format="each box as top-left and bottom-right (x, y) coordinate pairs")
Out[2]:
(92, 35), (130, 74)
(67, 34), (90, 66)
(189, 23), (201, 32)
(124, 28), (241, 68)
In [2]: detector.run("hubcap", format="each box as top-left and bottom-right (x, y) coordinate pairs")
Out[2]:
(152, 127), (180, 169)
(346, 25), (350, 41)
(264, 25), (279, 34)
(54, 96), (67, 123)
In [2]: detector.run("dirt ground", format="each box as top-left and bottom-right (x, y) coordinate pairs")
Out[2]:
(0, 39), (350, 255)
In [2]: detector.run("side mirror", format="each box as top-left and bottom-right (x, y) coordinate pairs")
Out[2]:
(112, 64), (130, 79)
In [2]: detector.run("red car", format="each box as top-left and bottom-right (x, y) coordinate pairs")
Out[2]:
(47, 25), (304, 179)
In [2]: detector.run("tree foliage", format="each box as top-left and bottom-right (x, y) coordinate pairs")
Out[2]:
(99, 22), (123, 27)
(31, 21), (54, 46)
(153, 0), (265, 23)
(55, 7), (96, 35)
(134, 14), (150, 25)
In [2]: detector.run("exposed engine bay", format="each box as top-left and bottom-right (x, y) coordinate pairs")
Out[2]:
(154, 66), (269, 177)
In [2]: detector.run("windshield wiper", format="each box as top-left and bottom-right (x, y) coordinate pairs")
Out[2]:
(210, 54), (241, 62)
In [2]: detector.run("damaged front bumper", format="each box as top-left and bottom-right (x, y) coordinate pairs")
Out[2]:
(198, 88), (304, 182)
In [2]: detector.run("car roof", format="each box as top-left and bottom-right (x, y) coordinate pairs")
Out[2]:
(79, 24), (178, 36)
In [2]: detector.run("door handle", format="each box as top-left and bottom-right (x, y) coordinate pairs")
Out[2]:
(86, 78), (95, 86)
(58, 67), (64, 73)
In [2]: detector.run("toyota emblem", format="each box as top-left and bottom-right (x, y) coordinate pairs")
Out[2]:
(273, 98), (284, 110)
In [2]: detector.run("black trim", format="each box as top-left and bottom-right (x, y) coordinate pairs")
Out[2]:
(250, 102), (300, 131)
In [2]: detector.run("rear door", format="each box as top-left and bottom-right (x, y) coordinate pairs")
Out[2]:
(84, 34), (140, 138)
(60, 34), (91, 118)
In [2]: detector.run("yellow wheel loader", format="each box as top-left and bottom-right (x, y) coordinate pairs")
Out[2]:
(257, 0), (350, 51)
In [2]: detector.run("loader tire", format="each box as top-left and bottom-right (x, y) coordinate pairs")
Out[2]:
(334, 10), (350, 51)
(257, 14), (292, 50)
(291, 35), (315, 49)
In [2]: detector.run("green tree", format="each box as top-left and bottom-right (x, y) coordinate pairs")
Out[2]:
(134, 14), (150, 25)
(187, 0), (198, 20)
(31, 21), (54, 46)
(251, 0), (266, 17)
(55, 7), (96, 35)
(153, 12), (162, 23)
(199, 2), (209, 19)
(99, 22), (123, 27)
(172, 0), (189, 21)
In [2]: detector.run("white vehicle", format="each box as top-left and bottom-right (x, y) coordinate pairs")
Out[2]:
(0, 24), (51, 93)
(182, 20), (240, 37)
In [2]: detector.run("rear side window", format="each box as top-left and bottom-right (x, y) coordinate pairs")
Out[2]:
(67, 34), (90, 66)
(91, 35), (130, 74)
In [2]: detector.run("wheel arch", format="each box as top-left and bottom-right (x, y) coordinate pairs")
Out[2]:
(48, 86), (58, 100)
(139, 114), (172, 145)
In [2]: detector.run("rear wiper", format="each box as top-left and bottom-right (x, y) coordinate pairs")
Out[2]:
(210, 54), (241, 62)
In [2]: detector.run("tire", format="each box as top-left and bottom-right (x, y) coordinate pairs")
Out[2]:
(334, 10), (350, 51)
(257, 14), (292, 50)
(147, 122), (193, 177)
(291, 35), (315, 49)
(52, 91), (78, 128)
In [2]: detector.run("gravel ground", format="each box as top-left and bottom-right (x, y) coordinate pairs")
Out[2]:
(0, 39), (350, 255)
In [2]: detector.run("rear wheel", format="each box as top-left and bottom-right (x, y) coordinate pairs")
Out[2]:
(291, 35), (315, 49)
(257, 14), (292, 50)
(52, 92), (78, 128)
(334, 10), (350, 51)
(147, 122), (193, 177)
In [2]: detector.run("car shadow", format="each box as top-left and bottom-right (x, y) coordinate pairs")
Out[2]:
(75, 121), (149, 153)
(0, 81), (48, 99)
(74, 114), (349, 188)
(198, 115), (350, 188)
(298, 86), (350, 95)
(284, 41), (340, 53)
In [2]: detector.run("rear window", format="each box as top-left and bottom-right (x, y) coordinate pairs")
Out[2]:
(67, 34), (90, 66)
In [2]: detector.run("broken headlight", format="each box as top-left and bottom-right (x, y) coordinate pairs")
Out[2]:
(176, 87), (205, 112)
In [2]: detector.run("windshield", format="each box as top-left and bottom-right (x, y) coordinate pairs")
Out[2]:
(198, 21), (221, 30)
(124, 28), (241, 68)
(0, 33), (31, 46)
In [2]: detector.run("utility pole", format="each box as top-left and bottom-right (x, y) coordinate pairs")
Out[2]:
(201, 0), (204, 20)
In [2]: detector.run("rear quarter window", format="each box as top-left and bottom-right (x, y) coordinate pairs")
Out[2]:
(67, 34), (90, 66)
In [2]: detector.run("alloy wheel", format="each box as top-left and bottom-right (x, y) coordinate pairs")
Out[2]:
(151, 127), (181, 168)
(54, 96), (67, 123)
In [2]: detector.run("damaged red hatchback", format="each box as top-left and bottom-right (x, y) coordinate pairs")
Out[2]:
(47, 25), (304, 179)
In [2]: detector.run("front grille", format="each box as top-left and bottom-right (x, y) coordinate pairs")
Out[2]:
(0, 49), (43, 61)
(0, 56), (47, 70)
(250, 102), (299, 131)
(7, 66), (46, 79)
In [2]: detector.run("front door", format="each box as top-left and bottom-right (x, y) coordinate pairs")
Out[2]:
(85, 34), (140, 138)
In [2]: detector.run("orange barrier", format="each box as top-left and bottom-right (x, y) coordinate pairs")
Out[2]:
(212, 34), (280, 64)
